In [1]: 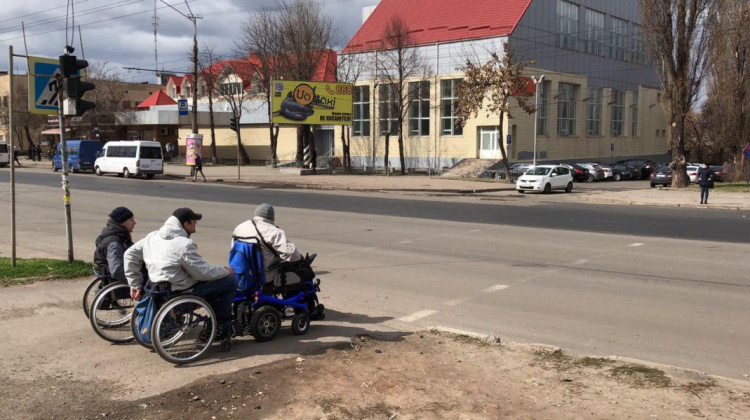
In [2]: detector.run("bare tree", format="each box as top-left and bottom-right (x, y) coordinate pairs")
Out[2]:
(198, 42), (223, 163)
(639, 0), (713, 187)
(702, 1), (750, 181)
(276, 0), (334, 163)
(336, 53), (368, 171)
(85, 62), (137, 141)
(455, 45), (536, 183)
(0, 76), (46, 151)
(237, 8), (284, 166)
(216, 64), (252, 171)
(375, 16), (429, 174)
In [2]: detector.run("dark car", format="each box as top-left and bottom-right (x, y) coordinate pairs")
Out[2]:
(615, 159), (654, 179)
(612, 164), (639, 181)
(649, 166), (672, 187)
(558, 164), (590, 182)
(710, 165), (725, 182)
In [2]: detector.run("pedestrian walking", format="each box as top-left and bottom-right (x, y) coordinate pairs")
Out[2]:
(192, 154), (206, 182)
(35, 145), (42, 161)
(697, 163), (715, 205)
(13, 146), (21, 166)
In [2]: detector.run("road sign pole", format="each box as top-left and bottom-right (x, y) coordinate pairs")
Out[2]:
(9, 46), (16, 267)
(56, 75), (74, 262)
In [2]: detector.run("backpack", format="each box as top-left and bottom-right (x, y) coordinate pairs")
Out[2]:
(134, 295), (156, 344)
(228, 240), (266, 293)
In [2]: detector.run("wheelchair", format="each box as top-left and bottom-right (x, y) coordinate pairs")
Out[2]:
(82, 269), (112, 318)
(88, 281), (135, 343)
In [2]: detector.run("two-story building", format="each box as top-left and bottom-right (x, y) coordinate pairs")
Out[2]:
(338, 0), (668, 170)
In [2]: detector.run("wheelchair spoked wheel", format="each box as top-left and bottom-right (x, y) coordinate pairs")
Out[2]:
(130, 310), (153, 350)
(89, 282), (135, 343)
(250, 306), (282, 342)
(82, 278), (105, 318)
(151, 296), (216, 365)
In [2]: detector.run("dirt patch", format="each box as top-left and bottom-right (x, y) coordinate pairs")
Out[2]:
(6, 331), (749, 419)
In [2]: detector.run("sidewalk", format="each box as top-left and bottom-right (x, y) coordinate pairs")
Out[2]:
(576, 186), (750, 211)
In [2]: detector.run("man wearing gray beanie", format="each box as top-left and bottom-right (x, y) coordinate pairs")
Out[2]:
(233, 203), (302, 284)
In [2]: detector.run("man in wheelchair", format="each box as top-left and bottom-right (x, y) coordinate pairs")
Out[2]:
(125, 208), (237, 339)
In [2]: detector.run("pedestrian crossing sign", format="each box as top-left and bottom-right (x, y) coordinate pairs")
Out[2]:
(27, 55), (83, 115)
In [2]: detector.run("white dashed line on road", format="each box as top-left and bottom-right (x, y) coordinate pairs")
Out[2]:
(628, 243), (645, 247)
(572, 259), (588, 265)
(397, 240), (412, 244)
(328, 251), (350, 257)
(469, 229), (483, 233)
(398, 309), (438, 322)
(484, 284), (510, 293)
(442, 299), (465, 307)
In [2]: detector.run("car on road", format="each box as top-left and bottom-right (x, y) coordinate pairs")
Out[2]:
(649, 166), (672, 187)
(711, 165), (725, 182)
(52, 140), (103, 173)
(516, 165), (574, 194)
(611, 164), (639, 181)
(576, 163), (606, 182)
(94, 140), (164, 179)
(615, 159), (654, 179)
(0, 141), (9, 167)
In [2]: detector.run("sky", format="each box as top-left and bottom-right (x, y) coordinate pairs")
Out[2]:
(0, 0), (379, 83)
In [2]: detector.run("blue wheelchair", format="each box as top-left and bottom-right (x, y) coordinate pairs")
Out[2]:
(142, 239), (324, 365)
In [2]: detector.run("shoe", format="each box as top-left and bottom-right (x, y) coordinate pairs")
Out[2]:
(700, 201), (704, 204)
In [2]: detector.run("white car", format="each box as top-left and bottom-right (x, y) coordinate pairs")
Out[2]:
(94, 140), (164, 179)
(516, 165), (574, 194)
(687, 166), (700, 183)
(0, 141), (9, 167)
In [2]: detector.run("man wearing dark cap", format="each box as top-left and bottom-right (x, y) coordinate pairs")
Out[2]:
(125, 208), (237, 339)
(94, 207), (137, 285)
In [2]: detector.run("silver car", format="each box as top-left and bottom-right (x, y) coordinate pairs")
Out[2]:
(576, 163), (606, 182)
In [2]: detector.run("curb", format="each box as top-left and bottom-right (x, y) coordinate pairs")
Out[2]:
(580, 196), (750, 211)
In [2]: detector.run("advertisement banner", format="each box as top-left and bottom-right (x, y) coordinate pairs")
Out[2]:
(271, 80), (353, 125)
(185, 134), (203, 166)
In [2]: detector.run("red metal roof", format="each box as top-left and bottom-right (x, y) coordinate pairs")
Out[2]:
(343, 0), (532, 53)
(137, 89), (178, 108)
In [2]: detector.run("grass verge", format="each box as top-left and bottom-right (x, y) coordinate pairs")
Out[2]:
(712, 183), (750, 193)
(0, 258), (93, 287)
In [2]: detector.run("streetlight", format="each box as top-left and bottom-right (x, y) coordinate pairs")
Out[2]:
(531, 75), (545, 167)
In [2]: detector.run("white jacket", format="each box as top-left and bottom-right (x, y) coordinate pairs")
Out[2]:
(232, 216), (302, 282)
(124, 216), (229, 291)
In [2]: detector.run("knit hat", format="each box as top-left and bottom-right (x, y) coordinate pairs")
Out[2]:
(109, 207), (134, 224)
(254, 203), (275, 222)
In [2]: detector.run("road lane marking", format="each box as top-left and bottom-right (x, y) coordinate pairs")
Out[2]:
(397, 240), (412, 244)
(442, 299), (465, 307)
(484, 284), (509, 293)
(572, 259), (588, 265)
(469, 229), (483, 233)
(628, 243), (645, 247)
(398, 309), (438, 322)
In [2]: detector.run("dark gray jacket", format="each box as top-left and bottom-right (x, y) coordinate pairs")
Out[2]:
(94, 220), (133, 282)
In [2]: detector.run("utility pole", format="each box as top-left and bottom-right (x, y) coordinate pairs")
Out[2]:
(9, 46), (16, 267)
(153, 0), (159, 85)
(531, 75), (545, 167)
(56, 74), (74, 262)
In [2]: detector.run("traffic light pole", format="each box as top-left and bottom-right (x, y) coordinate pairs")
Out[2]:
(56, 75), (75, 262)
(9, 46), (16, 267)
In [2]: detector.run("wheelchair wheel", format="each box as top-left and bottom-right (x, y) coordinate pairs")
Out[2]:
(250, 306), (282, 342)
(89, 282), (135, 343)
(291, 313), (309, 336)
(131, 309), (153, 350)
(82, 277), (105, 318)
(151, 296), (215, 365)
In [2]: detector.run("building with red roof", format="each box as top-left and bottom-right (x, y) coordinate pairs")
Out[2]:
(137, 90), (177, 108)
(338, 0), (668, 170)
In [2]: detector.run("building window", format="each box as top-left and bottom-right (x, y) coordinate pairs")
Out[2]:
(586, 87), (603, 136)
(353, 85), (370, 137)
(610, 17), (628, 61)
(441, 79), (463, 136)
(611, 90), (625, 137)
(409, 81), (430, 136)
(536, 81), (549, 135)
(557, 83), (578, 136)
(631, 91), (639, 137)
(378, 84), (398, 136)
(219, 83), (242, 96)
(585, 9), (605, 56)
(557, 0), (579, 50)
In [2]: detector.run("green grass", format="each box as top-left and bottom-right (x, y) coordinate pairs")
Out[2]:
(712, 183), (750, 193)
(609, 364), (672, 388)
(0, 258), (93, 287)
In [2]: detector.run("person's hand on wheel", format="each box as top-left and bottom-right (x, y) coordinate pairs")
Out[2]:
(226, 266), (235, 276)
(130, 287), (143, 301)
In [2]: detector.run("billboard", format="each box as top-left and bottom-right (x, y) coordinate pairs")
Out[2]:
(271, 80), (353, 125)
(185, 134), (203, 166)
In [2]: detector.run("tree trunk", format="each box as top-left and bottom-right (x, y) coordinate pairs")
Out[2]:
(384, 133), (390, 172)
(296, 126), (304, 163)
(344, 126), (352, 171)
(308, 128), (317, 169)
(270, 124), (279, 167)
(671, 117), (689, 187)
(497, 111), (512, 183)
(208, 94), (217, 163)
(24, 126), (35, 147)
(398, 129), (406, 175)
(237, 129), (251, 165)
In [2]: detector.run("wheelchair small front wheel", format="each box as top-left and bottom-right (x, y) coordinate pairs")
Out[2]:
(83, 277), (105, 318)
(151, 296), (216, 365)
(89, 282), (135, 343)
(250, 306), (282, 342)
(291, 313), (309, 336)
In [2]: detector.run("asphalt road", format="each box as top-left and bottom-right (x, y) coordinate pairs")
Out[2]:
(1, 169), (749, 386)
(2, 170), (749, 243)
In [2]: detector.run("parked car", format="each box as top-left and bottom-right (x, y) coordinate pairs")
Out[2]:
(52, 140), (103, 173)
(558, 163), (590, 182)
(686, 165), (700, 183)
(615, 159), (653, 179)
(0, 141), (9, 167)
(498, 162), (534, 180)
(94, 140), (164, 179)
(611, 163), (639, 181)
(649, 166), (672, 187)
(516, 165), (574, 194)
(711, 165), (725, 182)
(576, 163), (606, 182)
(596, 164), (614, 180)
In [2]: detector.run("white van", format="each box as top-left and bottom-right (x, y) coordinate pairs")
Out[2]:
(94, 141), (164, 179)
(0, 141), (9, 167)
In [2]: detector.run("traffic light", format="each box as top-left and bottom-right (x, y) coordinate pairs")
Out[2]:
(229, 117), (238, 132)
(59, 54), (96, 116)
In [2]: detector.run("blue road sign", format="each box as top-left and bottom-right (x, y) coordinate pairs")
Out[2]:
(178, 99), (188, 116)
(27, 55), (83, 115)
